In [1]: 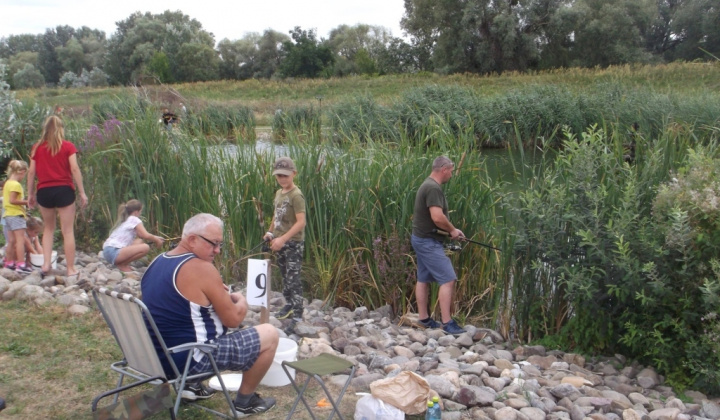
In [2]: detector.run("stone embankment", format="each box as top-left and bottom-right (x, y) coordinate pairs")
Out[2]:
(1, 250), (719, 420)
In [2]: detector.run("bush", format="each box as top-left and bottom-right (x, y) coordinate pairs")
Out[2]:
(12, 63), (44, 89)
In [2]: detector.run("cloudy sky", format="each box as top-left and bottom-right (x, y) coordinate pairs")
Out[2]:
(0, 0), (408, 43)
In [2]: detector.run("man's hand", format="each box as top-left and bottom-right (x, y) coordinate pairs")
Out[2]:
(450, 229), (465, 240)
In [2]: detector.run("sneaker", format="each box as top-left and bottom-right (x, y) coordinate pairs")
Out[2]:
(234, 393), (276, 416)
(275, 305), (293, 320)
(442, 319), (465, 336)
(418, 317), (442, 329)
(15, 263), (32, 274)
(3, 261), (15, 270)
(181, 382), (217, 401)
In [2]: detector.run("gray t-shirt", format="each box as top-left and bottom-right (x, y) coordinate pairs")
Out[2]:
(412, 177), (448, 240)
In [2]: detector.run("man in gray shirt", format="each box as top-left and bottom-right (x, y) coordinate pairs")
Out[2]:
(411, 156), (466, 335)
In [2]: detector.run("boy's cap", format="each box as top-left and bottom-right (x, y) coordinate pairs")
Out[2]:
(272, 157), (296, 175)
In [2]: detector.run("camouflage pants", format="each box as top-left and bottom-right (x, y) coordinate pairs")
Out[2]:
(276, 240), (304, 314)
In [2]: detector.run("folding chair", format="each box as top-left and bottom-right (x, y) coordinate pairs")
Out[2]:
(92, 376), (176, 420)
(92, 287), (238, 419)
(281, 353), (356, 420)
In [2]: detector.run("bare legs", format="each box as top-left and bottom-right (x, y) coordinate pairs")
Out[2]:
(415, 280), (456, 323)
(113, 239), (150, 272)
(39, 203), (77, 275)
(237, 324), (279, 395)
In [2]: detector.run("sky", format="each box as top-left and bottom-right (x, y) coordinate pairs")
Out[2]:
(0, 0), (408, 43)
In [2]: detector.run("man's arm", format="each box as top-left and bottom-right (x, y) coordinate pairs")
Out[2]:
(176, 259), (247, 328)
(429, 206), (464, 239)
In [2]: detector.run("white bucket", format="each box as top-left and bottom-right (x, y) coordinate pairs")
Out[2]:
(30, 251), (58, 270)
(259, 337), (297, 387)
(209, 373), (243, 391)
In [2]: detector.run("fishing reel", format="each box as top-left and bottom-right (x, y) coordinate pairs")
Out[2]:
(262, 242), (271, 253)
(444, 243), (463, 253)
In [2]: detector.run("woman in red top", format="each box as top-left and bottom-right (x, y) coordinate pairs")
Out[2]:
(27, 115), (88, 277)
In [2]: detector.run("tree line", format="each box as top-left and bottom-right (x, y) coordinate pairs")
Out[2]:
(1, 0), (719, 89)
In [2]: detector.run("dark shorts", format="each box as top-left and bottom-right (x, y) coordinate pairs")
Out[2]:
(187, 328), (261, 375)
(37, 186), (75, 208)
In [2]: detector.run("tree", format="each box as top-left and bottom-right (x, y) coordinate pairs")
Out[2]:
(87, 68), (109, 87)
(571, 0), (656, 67)
(57, 38), (85, 74)
(401, 0), (549, 74)
(661, 0), (720, 61)
(279, 27), (335, 78)
(0, 34), (42, 59)
(105, 11), (217, 84)
(12, 63), (44, 89)
(376, 37), (422, 74)
(327, 24), (390, 75)
(147, 51), (173, 83)
(218, 35), (260, 80)
(253, 30), (290, 79)
(37, 25), (77, 84)
(175, 43), (219, 82)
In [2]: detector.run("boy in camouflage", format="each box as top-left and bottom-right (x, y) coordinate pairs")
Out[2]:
(263, 157), (306, 321)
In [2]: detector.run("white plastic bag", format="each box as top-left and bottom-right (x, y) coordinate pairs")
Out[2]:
(354, 393), (405, 420)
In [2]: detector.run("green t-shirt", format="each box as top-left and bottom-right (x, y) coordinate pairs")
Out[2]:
(412, 177), (448, 240)
(272, 186), (306, 241)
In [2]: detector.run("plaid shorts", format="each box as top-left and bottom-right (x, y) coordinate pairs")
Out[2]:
(188, 327), (261, 375)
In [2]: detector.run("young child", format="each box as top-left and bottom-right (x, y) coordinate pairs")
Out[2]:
(3, 160), (32, 273)
(23, 216), (43, 266)
(263, 157), (307, 321)
(24, 216), (43, 262)
(102, 199), (164, 272)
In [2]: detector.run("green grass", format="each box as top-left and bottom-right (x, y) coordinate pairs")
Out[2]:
(0, 300), (363, 419)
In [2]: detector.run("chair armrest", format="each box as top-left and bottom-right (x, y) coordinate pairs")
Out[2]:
(168, 342), (218, 354)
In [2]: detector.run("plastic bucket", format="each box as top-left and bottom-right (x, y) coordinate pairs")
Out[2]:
(209, 373), (243, 391)
(259, 337), (297, 387)
(30, 251), (57, 270)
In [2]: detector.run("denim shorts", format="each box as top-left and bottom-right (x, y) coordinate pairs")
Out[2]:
(188, 328), (261, 375)
(103, 246), (121, 265)
(4, 215), (27, 231)
(411, 234), (457, 285)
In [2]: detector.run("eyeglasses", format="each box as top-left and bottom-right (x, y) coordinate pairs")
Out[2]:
(197, 234), (223, 249)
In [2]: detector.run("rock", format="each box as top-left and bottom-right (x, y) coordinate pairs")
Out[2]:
(648, 407), (681, 420)
(68, 304), (90, 315)
(456, 385), (497, 407)
(636, 368), (660, 389)
(495, 407), (519, 420)
(561, 376), (593, 388)
(701, 400), (720, 420)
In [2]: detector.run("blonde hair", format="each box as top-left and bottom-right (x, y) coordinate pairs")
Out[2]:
(113, 199), (143, 229)
(5, 159), (28, 177)
(27, 216), (43, 232)
(34, 115), (65, 156)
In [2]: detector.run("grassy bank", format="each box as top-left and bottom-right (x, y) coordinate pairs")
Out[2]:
(0, 300), (360, 419)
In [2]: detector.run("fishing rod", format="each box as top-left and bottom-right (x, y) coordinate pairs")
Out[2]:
(433, 229), (502, 252)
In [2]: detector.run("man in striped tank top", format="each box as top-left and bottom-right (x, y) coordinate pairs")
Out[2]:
(142, 213), (279, 416)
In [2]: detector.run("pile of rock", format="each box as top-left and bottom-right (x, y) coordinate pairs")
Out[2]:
(0, 250), (718, 420)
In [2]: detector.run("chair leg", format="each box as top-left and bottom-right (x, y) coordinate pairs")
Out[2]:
(283, 367), (318, 420)
(111, 373), (125, 404)
(282, 364), (357, 420)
